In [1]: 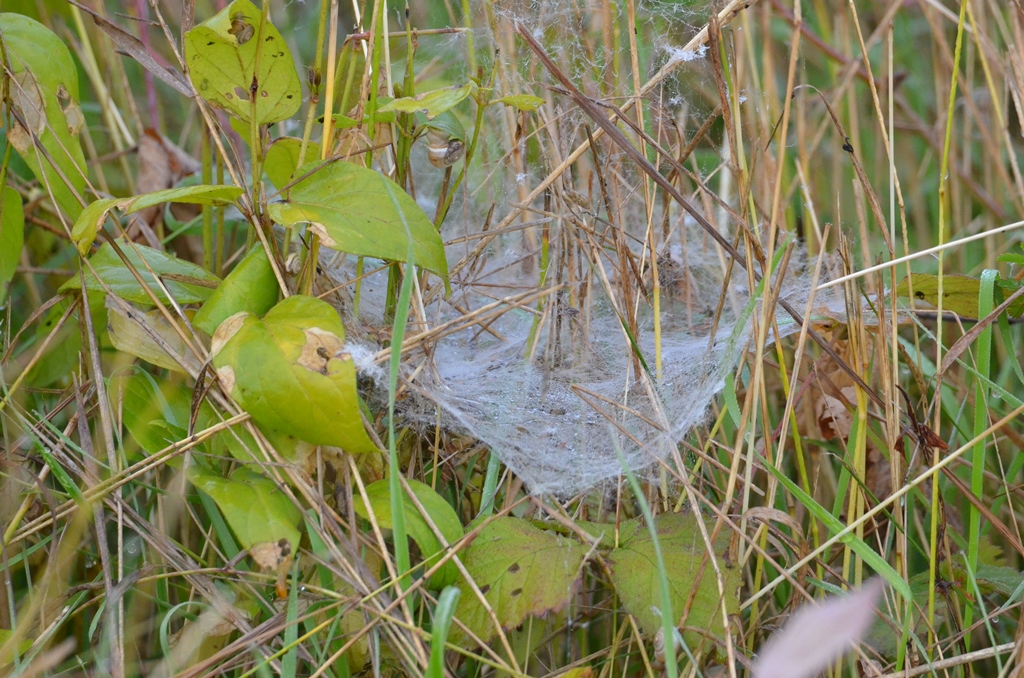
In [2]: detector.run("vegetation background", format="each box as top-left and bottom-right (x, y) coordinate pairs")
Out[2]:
(1, 0), (1024, 676)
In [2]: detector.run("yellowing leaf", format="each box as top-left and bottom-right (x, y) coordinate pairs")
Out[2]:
(190, 466), (302, 552)
(608, 513), (740, 648)
(60, 241), (221, 305)
(106, 296), (201, 373)
(267, 161), (448, 278)
(184, 0), (302, 124)
(451, 517), (586, 646)
(895, 273), (1024, 319)
(0, 13), (87, 219)
(264, 137), (319, 191)
(378, 83), (472, 118)
(210, 295), (378, 452)
(493, 94), (545, 112)
(354, 479), (464, 589)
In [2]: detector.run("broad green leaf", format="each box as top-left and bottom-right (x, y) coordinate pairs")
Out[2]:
(210, 295), (378, 453)
(194, 247), (279, 335)
(0, 186), (24, 302)
(895, 273), (1024, 319)
(113, 371), (192, 457)
(354, 478), (463, 589)
(378, 83), (472, 118)
(190, 466), (302, 552)
(60, 241), (221, 305)
(451, 517), (586, 645)
(493, 94), (545, 112)
(267, 162), (448, 278)
(71, 185), (242, 254)
(0, 13), (87, 219)
(418, 110), (466, 142)
(607, 513), (740, 647)
(264, 137), (320, 191)
(21, 300), (81, 387)
(114, 370), (310, 464)
(184, 0), (302, 124)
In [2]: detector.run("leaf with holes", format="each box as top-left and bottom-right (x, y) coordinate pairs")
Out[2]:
(59, 241), (221, 305)
(184, 0), (301, 124)
(0, 187), (24, 303)
(190, 465), (302, 552)
(194, 247), (279, 335)
(0, 13), (87, 219)
(607, 512), (740, 649)
(210, 294), (378, 452)
(378, 83), (472, 118)
(267, 161), (447, 278)
(71, 185), (242, 255)
(354, 479), (463, 589)
(895, 273), (1024, 319)
(451, 517), (586, 646)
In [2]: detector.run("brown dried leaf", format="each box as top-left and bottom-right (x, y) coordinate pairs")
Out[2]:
(812, 340), (857, 441)
(134, 129), (202, 228)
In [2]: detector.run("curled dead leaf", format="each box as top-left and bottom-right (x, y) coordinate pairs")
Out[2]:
(134, 129), (202, 228)
(307, 223), (338, 248)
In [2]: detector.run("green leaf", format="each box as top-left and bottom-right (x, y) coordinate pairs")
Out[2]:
(418, 110), (466, 142)
(354, 478), (463, 589)
(71, 185), (242, 255)
(451, 517), (586, 645)
(190, 466), (302, 552)
(23, 300), (81, 387)
(378, 83), (472, 118)
(0, 186), (24, 303)
(493, 94), (545, 112)
(194, 247), (279, 335)
(264, 137), (319, 191)
(210, 294), (378, 452)
(267, 161), (448, 278)
(184, 0), (302, 125)
(997, 253), (1024, 266)
(112, 371), (191, 457)
(895, 273), (1024, 319)
(59, 241), (220, 304)
(427, 587), (461, 678)
(607, 513), (740, 647)
(0, 13), (87, 219)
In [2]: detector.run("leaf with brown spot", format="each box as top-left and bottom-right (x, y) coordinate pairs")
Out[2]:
(451, 517), (586, 646)
(210, 295), (378, 452)
(607, 512), (740, 649)
(184, 0), (301, 124)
